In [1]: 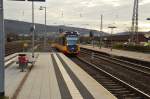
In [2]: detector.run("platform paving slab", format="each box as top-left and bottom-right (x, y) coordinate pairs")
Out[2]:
(5, 62), (27, 98)
(58, 53), (117, 99)
(16, 52), (117, 99)
(53, 54), (83, 99)
(5, 52), (39, 98)
(17, 53), (61, 99)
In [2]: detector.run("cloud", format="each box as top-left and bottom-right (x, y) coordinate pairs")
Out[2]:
(140, 0), (150, 5)
(3, 0), (150, 32)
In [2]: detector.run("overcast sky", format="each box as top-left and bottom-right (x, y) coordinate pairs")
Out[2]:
(4, 0), (150, 33)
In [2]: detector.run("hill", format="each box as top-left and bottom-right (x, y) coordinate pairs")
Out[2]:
(4, 19), (108, 36)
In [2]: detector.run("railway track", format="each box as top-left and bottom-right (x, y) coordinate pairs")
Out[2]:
(71, 57), (150, 99)
(69, 48), (150, 98)
(51, 47), (150, 98)
(5, 42), (24, 56)
(80, 48), (150, 76)
(5, 41), (40, 56)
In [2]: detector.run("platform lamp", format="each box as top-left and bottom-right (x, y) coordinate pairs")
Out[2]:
(39, 6), (47, 51)
(108, 26), (117, 51)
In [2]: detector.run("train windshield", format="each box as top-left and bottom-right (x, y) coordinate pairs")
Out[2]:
(66, 37), (78, 45)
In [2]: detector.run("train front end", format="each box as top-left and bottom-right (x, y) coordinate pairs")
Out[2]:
(65, 32), (80, 55)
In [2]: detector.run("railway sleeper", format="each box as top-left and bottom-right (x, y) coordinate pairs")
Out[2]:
(76, 55), (150, 99)
(98, 79), (114, 82)
(108, 88), (128, 91)
(105, 85), (125, 89)
(121, 94), (142, 99)
(94, 76), (108, 79)
(120, 94), (143, 99)
(114, 94), (139, 99)
(112, 91), (135, 96)
(100, 82), (117, 84)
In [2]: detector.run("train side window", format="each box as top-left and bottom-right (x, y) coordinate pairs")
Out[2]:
(62, 37), (65, 45)
(59, 37), (63, 45)
(58, 38), (61, 44)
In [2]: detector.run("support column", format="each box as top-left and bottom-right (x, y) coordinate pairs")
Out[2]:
(0, 0), (5, 96)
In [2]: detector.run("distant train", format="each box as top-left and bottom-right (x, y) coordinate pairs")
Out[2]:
(52, 31), (80, 55)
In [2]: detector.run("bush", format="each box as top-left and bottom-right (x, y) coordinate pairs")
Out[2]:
(113, 43), (150, 52)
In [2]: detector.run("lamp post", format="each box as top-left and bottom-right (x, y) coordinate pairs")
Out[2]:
(99, 14), (103, 49)
(31, 1), (35, 58)
(39, 6), (47, 51)
(0, 0), (5, 96)
(108, 26), (117, 51)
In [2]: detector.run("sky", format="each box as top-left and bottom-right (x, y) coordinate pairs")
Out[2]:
(3, 0), (150, 33)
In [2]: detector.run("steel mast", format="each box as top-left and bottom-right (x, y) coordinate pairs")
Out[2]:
(131, 0), (139, 44)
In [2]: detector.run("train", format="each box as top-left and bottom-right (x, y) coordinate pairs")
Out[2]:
(52, 31), (80, 55)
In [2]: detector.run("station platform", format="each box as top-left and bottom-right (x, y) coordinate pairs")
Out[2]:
(5, 53), (39, 99)
(5, 52), (117, 99)
(81, 45), (150, 62)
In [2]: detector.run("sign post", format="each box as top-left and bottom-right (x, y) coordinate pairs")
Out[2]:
(0, 0), (5, 96)
(108, 26), (117, 51)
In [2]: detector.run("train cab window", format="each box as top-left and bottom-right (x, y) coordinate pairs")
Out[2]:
(66, 37), (78, 45)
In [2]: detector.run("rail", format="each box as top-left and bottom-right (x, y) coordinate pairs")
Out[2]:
(76, 56), (150, 98)
(80, 48), (150, 76)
